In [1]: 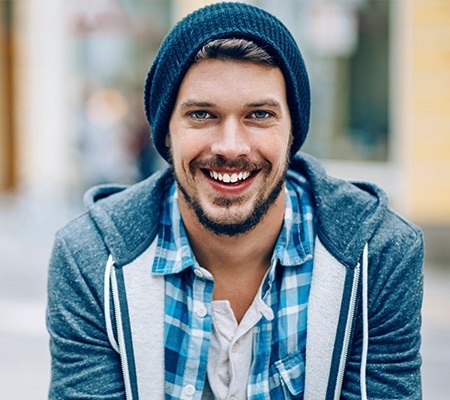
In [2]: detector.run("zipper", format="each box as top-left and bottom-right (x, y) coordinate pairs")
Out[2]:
(110, 264), (133, 400)
(334, 264), (361, 400)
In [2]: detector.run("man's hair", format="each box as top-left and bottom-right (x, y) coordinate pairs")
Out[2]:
(195, 38), (278, 67)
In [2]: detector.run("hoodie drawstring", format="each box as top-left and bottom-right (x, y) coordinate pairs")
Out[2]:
(104, 255), (120, 353)
(360, 243), (369, 400)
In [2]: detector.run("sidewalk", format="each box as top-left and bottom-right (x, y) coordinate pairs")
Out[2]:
(1, 194), (449, 399)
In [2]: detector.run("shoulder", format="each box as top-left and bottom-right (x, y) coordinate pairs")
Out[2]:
(49, 213), (110, 301)
(377, 207), (423, 244)
(369, 207), (424, 279)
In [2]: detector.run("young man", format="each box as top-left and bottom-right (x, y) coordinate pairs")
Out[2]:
(47, 3), (423, 399)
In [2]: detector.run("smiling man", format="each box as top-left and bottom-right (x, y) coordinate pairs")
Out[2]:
(47, 2), (424, 400)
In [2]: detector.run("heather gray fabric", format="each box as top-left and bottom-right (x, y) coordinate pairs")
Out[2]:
(47, 153), (424, 399)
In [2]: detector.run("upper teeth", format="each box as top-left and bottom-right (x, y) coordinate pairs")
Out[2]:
(209, 171), (251, 183)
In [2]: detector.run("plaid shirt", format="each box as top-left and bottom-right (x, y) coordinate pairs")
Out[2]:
(152, 170), (315, 400)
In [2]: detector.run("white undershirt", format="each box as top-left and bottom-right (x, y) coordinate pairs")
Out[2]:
(202, 294), (273, 400)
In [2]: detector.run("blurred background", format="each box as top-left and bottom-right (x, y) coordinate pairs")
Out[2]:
(0, 0), (449, 398)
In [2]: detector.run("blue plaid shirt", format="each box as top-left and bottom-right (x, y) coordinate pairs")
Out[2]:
(152, 170), (315, 399)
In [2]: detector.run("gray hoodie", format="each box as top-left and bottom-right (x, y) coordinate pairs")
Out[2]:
(47, 153), (424, 399)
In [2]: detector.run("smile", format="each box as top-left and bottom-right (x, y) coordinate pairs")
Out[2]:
(208, 170), (252, 183)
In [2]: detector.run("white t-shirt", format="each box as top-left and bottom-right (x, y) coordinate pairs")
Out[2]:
(202, 293), (273, 400)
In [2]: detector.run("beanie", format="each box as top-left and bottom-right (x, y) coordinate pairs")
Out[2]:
(144, 2), (310, 162)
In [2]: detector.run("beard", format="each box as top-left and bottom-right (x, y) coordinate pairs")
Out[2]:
(169, 153), (289, 237)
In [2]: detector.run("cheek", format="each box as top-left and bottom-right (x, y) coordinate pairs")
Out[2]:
(262, 134), (291, 161)
(169, 134), (206, 174)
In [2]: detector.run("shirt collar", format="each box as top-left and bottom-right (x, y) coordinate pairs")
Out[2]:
(152, 185), (197, 274)
(271, 180), (312, 268)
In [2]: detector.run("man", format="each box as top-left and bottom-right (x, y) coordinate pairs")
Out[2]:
(47, 2), (423, 399)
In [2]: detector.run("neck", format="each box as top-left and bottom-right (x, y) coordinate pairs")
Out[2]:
(179, 189), (285, 276)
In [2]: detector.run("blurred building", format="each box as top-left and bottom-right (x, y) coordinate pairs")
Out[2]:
(1, 0), (449, 260)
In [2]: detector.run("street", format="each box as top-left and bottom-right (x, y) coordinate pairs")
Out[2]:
(1, 195), (449, 399)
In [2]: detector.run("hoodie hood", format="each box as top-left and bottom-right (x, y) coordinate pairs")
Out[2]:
(83, 168), (173, 267)
(84, 153), (388, 268)
(290, 153), (388, 268)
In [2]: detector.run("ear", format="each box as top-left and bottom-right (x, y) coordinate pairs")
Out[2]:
(288, 131), (294, 148)
(165, 133), (171, 148)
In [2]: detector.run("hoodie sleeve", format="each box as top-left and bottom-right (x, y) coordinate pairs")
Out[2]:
(46, 218), (125, 399)
(342, 210), (424, 399)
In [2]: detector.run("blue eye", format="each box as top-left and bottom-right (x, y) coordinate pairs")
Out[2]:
(190, 111), (212, 119)
(251, 110), (271, 119)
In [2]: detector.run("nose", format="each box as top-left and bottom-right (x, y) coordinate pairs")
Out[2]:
(210, 118), (251, 159)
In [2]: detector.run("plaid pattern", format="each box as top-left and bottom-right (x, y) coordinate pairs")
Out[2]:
(153, 170), (315, 399)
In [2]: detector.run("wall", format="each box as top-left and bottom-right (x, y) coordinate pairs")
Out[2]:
(404, 0), (450, 224)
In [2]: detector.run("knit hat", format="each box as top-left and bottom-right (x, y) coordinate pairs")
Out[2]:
(144, 2), (310, 162)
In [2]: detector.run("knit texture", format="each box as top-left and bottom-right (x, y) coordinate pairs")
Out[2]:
(144, 2), (310, 162)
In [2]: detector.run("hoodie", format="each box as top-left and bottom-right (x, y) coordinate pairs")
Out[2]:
(47, 153), (424, 399)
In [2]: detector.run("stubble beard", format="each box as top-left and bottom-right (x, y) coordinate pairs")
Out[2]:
(169, 153), (290, 237)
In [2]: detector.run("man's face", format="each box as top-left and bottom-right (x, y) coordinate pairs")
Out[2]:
(168, 59), (292, 236)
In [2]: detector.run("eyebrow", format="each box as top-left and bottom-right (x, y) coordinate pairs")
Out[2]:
(178, 100), (217, 110)
(245, 99), (282, 109)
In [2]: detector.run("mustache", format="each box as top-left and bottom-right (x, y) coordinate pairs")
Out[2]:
(190, 155), (271, 173)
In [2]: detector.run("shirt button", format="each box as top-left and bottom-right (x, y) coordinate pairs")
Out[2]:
(231, 342), (239, 353)
(193, 269), (204, 278)
(229, 396), (237, 400)
(182, 384), (196, 396)
(196, 305), (207, 318)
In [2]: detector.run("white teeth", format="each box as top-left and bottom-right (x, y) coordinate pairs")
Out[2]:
(209, 170), (251, 183)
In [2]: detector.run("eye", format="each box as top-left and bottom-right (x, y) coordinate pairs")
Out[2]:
(189, 110), (214, 120)
(249, 110), (272, 120)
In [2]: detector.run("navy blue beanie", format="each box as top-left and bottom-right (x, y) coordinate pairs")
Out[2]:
(144, 2), (310, 162)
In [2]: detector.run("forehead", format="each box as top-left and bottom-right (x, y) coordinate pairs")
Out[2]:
(176, 59), (288, 105)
